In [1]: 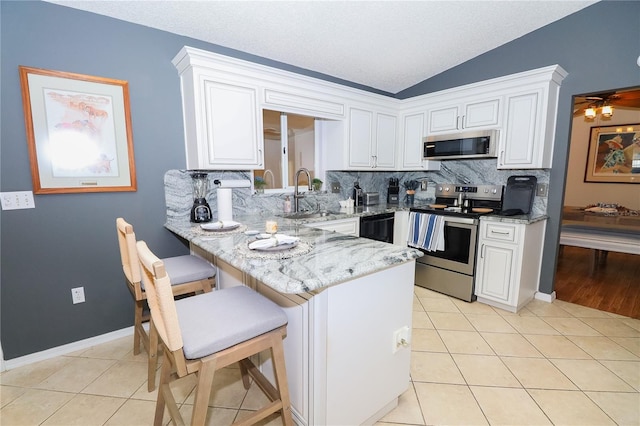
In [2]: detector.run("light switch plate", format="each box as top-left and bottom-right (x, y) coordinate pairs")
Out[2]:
(1, 191), (35, 210)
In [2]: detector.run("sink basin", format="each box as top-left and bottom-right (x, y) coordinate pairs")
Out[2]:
(278, 211), (340, 220)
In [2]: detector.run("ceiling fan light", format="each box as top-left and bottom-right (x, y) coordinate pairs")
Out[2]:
(585, 107), (596, 119)
(601, 104), (613, 117)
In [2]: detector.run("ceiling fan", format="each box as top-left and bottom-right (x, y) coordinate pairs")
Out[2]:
(573, 88), (640, 117)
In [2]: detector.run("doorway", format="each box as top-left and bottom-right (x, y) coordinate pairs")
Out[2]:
(554, 87), (640, 318)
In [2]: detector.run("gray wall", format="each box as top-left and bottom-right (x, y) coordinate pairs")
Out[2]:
(0, 0), (375, 360)
(401, 0), (640, 296)
(1, 0), (638, 359)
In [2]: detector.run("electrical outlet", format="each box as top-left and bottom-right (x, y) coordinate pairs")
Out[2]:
(71, 287), (85, 304)
(536, 183), (548, 197)
(330, 181), (341, 193)
(392, 326), (410, 353)
(0, 191), (35, 210)
(420, 180), (428, 191)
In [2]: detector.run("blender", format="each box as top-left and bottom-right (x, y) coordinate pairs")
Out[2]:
(190, 172), (212, 223)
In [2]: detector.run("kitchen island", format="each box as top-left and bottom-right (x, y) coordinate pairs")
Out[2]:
(165, 214), (422, 426)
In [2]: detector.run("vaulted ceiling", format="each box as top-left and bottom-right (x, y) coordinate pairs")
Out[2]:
(46, 1), (597, 94)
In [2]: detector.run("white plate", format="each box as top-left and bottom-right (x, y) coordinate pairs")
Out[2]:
(200, 221), (240, 232)
(252, 241), (298, 252)
(244, 230), (260, 236)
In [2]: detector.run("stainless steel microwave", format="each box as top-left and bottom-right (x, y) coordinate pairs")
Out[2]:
(423, 129), (499, 160)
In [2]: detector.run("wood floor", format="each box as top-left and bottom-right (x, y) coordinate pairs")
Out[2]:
(555, 246), (640, 319)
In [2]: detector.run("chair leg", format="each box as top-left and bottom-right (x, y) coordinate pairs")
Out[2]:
(191, 359), (217, 426)
(148, 319), (159, 392)
(133, 300), (145, 355)
(271, 334), (293, 426)
(238, 359), (251, 389)
(154, 352), (173, 426)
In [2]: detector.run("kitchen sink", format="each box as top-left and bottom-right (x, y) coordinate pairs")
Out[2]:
(277, 210), (341, 220)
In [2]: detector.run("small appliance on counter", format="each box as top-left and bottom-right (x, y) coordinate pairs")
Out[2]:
(351, 182), (364, 206)
(364, 192), (380, 205)
(190, 172), (212, 223)
(500, 175), (537, 216)
(387, 177), (400, 204)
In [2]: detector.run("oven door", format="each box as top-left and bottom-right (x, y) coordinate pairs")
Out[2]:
(416, 216), (477, 275)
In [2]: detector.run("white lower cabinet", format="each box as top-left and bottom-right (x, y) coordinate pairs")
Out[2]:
(256, 261), (415, 426)
(305, 217), (359, 236)
(475, 219), (546, 312)
(393, 211), (409, 246)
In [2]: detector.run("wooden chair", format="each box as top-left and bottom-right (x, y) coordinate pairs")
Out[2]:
(116, 217), (215, 391)
(136, 240), (292, 426)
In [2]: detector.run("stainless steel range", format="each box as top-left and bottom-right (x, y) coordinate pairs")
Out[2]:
(410, 184), (503, 302)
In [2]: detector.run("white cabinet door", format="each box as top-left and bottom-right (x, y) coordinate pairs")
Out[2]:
(464, 99), (501, 129)
(347, 107), (397, 170)
(393, 211), (409, 246)
(475, 219), (546, 312)
(428, 104), (460, 133)
(476, 243), (515, 304)
(428, 99), (500, 134)
(498, 90), (542, 169)
(399, 112), (441, 170)
(199, 80), (264, 169)
(374, 113), (397, 169)
(348, 108), (374, 168)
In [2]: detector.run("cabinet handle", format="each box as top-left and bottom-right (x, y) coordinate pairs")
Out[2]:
(480, 243), (485, 258)
(372, 155), (377, 168)
(461, 115), (466, 129)
(490, 230), (510, 235)
(456, 116), (460, 130)
(258, 149), (263, 167)
(499, 150), (504, 166)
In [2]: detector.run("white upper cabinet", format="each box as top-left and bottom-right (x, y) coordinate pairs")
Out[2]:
(199, 79), (263, 169)
(173, 48), (265, 170)
(497, 73), (563, 169)
(346, 106), (397, 170)
(428, 98), (501, 134)
(498, 89), (543, 169)
(398, 111), (441, 171)
(174, 46), (566, 172)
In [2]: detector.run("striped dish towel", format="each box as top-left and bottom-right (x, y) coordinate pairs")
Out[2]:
(407, 212), (445, 251)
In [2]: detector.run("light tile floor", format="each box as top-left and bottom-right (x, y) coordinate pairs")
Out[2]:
(1, 286), (639, 425)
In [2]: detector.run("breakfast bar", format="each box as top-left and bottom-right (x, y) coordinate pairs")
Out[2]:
(165, 215), (422, 426)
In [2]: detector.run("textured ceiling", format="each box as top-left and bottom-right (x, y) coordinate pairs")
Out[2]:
(46, 0), (597, 94)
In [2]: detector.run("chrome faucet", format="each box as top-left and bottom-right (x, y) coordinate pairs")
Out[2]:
(293, 168), (312, 212)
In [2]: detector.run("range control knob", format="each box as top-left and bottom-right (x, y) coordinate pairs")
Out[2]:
(492, 188), (498, 194)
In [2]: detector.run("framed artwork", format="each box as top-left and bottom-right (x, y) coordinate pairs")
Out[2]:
(19, 66), (136, 194)
(584, 124), (640, 184)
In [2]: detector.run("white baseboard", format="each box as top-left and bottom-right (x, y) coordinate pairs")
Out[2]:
(535, 291), (556, 303)
(2, 326), (135, 371)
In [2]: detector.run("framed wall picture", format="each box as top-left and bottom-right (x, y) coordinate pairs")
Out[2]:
(584, 124), (640, 184)
(19, 66), (136, 194)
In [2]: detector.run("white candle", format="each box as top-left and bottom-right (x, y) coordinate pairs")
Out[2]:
(265, 220), (278, 234)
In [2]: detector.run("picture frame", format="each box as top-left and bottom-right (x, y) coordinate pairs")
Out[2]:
(19, 66), (136, 194)
(584, 124), (640, 184)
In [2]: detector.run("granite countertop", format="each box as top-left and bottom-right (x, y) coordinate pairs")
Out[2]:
(165, 211), (422, 295)
(481, 213), (548, 225)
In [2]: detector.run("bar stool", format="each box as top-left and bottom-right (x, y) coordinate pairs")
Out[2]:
(116, 218), (215, 391)
(136, 240), (292, 426)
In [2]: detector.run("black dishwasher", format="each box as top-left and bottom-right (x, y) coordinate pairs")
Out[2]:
(360, 213), (395, 243)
